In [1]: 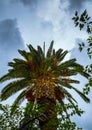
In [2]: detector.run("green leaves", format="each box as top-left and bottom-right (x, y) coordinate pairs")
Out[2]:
(72, 9), (92, 33)
(1, 79), (30, 101)
(18, 50), (30, 60)
(72, 87), (90, 103)
(58, 58), (76, 69)
(0, 41), (90, 122)
(58, 79), (90, 103)
(57, 101), (83, 130)
(0, 104), (24, 130)
(73, 10), (92, 58)
(47, 40), (54, 57)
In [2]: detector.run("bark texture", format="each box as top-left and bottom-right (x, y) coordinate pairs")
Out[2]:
(37, 97), (58, 130)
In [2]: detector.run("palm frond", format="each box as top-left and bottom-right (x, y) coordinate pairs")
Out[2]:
(28, 44), (44, 70)
(46, 40), (54, 57)
(72, 86), (90, 103)
(61, 78), (80, 84)
(27, 44), (37, 54)
(58, 58), (76, 69)
(59, 50), (68, 61)
(0, 73), (11, 83)
(0, 42), (90, 108)
(69, 62), (90, 78)
(0, 67), (30, 83)
(58, 80), (90, 103)
(1, 79), (31, 101)
(18, 50), (29, 60)
(11, 90), (26, 113)
(80, 72), (90, 78)
(58, 80), (73, 89)
(59, 87), (77, 103)
(9, 59), (28, 69)
(55, 48), (63, 60)
(37, 45), (44, 60)
(60, 69), (77, 77)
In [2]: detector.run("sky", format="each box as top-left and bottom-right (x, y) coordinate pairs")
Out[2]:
(0, 0), (92, 130)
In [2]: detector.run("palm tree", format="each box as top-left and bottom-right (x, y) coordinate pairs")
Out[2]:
(0, 41), (90, 130)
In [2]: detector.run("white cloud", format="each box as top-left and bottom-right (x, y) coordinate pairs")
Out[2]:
(36, 0), (89, 53)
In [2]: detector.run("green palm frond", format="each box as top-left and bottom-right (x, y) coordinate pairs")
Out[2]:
(0, 73), (12, 83)
(1, 79), (31, 101)
(55, 48), (63, 59)
(11, 90), (26, 113)
(0, 41), (90, 107)
(61, 87), (77, 103)
(0, 67), (31, 82)
(58, 80), (90, 103)
(27, 44), (44, 70)
(72, 86), (90, 103)
(58, 58), (77, 69)
(13, 90), (26, 106)
(46, 40), (54, 57)
(37, 45), (45, 60)
(59, 50), (68, 61)
(61, 78), (80, 84)
(8, 59), (28, 71)
(57, 86), (77, 103)
(18, 50), (29, 60)
(62, 69), (77, 76)
(58, 80), (73, 89)
(27, 44), (40, 61)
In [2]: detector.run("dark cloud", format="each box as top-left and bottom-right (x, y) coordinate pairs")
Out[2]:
(20, 0), (37, 6)
(11, 0), (38, 7)
(68, 0), (91, 11)
(0, 19), (24, 75)
(0, 19), (24, 50)
(11, 0), (92, 12)
(82, 120), (92, 130)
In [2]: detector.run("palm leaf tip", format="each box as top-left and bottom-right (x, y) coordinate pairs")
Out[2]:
(72, 87), (90, 103)
(18, 50), (28, 60)
(0, 74), (9, 83)
(46, 40), (54, 57)
(82, 71), (90, 79)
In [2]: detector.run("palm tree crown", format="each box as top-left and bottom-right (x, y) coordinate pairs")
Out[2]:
(0, 41), (90, 106)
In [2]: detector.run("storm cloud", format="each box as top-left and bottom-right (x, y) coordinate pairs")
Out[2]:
(11, 0), (38, 8)
(0, 19), (24, 75)
(12, 0), (92, 12)
(20, 0), (37, 6)
(0, 19), (23, 49)
(68, 0), (92, 11)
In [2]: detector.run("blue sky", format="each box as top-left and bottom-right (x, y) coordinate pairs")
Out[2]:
(0, 0), (92, 129)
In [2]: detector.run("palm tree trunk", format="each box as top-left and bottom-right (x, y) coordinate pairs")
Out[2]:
(37, 97), (58, 130)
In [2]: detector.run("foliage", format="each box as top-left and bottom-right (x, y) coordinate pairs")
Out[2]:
(0, 11), (91, 129)
(56, 101), (83, 130)
(0, 42), (90, 106)
(72, 10), (92, 58)
(0, 102), (84, 130)
(72, 10), (92, 33)
(72, 9), (92, 90)
(0, 104), (24, 130)
(0, 41), (90, 129)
